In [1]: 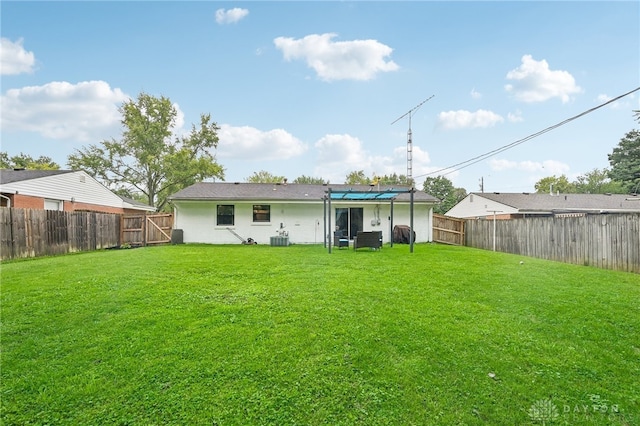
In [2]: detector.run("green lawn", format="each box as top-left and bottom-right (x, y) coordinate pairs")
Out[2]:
(1, 244), (638, 425)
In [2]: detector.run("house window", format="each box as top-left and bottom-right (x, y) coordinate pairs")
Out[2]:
(44, 199), (63, 211)
(217, 205), (234, 226)
(253, 204), (270, 222)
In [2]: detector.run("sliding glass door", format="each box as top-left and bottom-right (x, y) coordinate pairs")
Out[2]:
(335, 207), (363, 239)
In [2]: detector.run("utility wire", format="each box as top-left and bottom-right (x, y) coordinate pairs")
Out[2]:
(413, 86), (640, 180)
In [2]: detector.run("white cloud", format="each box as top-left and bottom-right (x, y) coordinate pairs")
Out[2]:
(470, 88), (482, 99)
(597, 93), (635, 110)
(507, 110), (523, 123)
(273, 33), (399, 81)
(490, 158), (570, 175)
(1, 38), (36, 75)
(0, 80), (129, 141)
(217, 124), (307, 160)
(215, 8), (249, 24)
(505, 55), (582, 103)
(436, 109), (504, 130)
(313, 134), (437, 183)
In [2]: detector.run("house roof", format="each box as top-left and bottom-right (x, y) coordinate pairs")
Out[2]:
(472, 192), (640, 213)
(1, 169), (156, 212)
(0, 169), (73, 184)
(120, 196), (157, 212)
(170, 182), (439, 203)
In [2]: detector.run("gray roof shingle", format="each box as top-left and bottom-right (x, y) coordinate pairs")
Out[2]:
(475, 192), (640, 212)
(0, 169), (73, 184)
(170, 182), (438, 203)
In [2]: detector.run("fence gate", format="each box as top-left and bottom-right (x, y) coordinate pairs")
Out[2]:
(432, 214), (465, 245)
(121, 213), (173, 246)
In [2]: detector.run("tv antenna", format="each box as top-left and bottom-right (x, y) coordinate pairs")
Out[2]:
(391, 95), (434, 185)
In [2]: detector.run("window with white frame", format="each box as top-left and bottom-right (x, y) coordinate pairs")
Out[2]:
(252, 205), (270, 222)
(217, 205), (234, 226)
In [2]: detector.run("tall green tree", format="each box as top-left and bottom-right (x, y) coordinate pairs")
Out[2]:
(344, 170), (371, 185)
(68, 93), (224, 211)
(375, 173), (412, 186)
(608, 129), (640, 193)
(422, 176), (467, 214)
(293, 175), (327, 184)
(0, 152), (60, 170)
(245, 170), (286, 183)
(534, 175), (576, 194)
(574, 168), (625, 194)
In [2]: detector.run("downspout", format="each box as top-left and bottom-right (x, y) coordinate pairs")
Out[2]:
(0, 194), (11, 208)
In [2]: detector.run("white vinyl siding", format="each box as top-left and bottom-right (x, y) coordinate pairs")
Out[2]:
(2, 171), (124, 208)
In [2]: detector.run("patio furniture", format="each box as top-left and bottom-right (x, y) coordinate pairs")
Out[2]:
(354, 231), (382, 250)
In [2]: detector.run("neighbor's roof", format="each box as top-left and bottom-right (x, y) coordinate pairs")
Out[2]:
(0, 169), (73, 185)
(474, 192), (640, 213)
(170, 182), (438, 203)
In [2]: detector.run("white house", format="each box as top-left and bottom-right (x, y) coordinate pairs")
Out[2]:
(446, 192), (640, 219)
(169, 182), (439, 245)
(0, 169), (156, 214)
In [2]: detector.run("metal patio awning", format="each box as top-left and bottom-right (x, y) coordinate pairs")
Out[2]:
(329, 190), (399, 200)
(324, 187), (416, 253)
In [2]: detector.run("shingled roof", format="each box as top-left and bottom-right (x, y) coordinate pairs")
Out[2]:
(474, 192), (640, 213)
(170, 182), (438, 203)
(0, 169), (73, 184)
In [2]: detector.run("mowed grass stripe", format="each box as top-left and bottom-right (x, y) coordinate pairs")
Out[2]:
(1, 244), (638, 425)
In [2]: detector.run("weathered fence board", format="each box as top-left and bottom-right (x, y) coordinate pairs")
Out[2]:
(0, 208), (121, 260)
(465, 214), (640, 273)
(121, 213), (173, 246)
(432, 214), (465, 245)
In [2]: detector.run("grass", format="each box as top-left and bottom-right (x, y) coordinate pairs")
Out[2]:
(1, 243), (639, 425)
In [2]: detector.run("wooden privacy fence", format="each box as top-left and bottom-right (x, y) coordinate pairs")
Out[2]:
(465, 214), (640, 273)
(1, 209), (174, 260)
(432, 214), (465, 245)
(121, 213), (173, 246)
(0, 208), (120, 260)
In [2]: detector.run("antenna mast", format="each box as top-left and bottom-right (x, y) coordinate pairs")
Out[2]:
(391, 95), (434, 185)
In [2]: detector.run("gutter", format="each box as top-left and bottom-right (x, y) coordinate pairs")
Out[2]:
(0, 193), (11, 208)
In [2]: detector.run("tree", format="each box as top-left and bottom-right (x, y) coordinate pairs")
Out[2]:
(374, 173), (412, 186)
(608, 129), (640, 193)
(422, 176), (467, 214)
(534, 175), (575, 194)
(0, 152), (60, 170)
(293, 175), (327, 184)
(344, 170), (371, 185)
(68, 93), (223, 211)
(245, 170), (286, 183)
(574, 168), (625, 194)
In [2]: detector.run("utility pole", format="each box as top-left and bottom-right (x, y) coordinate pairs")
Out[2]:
(391, 95), (434, 186)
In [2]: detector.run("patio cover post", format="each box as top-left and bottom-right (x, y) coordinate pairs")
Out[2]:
(390, 199), (394, 247)
(410, 187), (414, 253)
(323, 196), (327, 248)
(328, 188), (332, 253)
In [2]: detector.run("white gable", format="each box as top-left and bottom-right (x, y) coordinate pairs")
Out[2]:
(446, 194), (519, 218)
(1, 171), (125, 208)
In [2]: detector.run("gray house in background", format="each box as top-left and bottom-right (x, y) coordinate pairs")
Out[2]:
(169, 182), (438, 245)
(446, 192), (640, 219)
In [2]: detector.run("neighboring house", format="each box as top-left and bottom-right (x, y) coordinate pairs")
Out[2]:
(446, 192), (640, 219)
(169, 182), (438, 245)
(0, 169), (156, 214)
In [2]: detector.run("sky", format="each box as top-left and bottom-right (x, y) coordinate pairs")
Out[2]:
(1, 1), (639, 193)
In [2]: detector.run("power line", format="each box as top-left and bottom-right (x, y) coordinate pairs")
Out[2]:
(413, 86), (640, 180)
